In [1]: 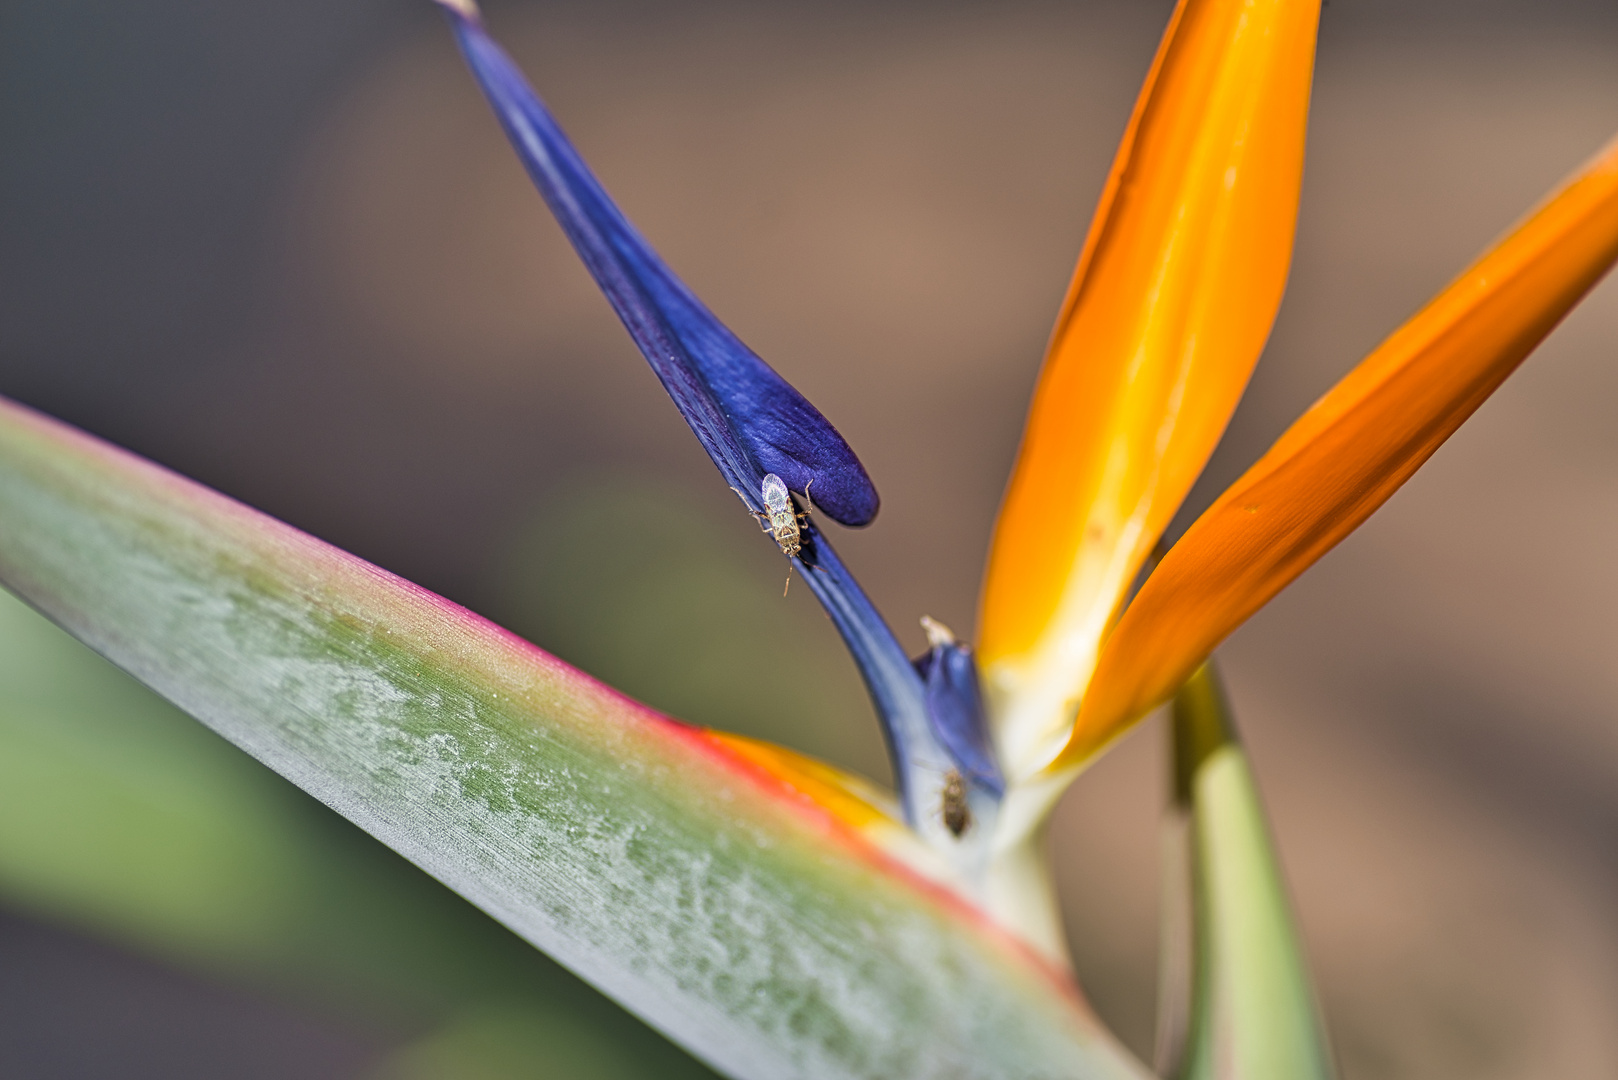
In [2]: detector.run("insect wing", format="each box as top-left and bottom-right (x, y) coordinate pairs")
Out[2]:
(762, 473), (792, 515)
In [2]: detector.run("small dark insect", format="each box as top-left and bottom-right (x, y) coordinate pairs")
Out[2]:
(941, 769), (971, 837)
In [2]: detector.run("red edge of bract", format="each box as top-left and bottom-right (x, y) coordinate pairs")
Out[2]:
(680, 726), (1087, 1008)
(3, 397), (1085, 1009)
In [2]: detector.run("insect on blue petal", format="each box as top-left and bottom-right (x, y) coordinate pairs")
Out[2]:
(761, 473), (802, 559)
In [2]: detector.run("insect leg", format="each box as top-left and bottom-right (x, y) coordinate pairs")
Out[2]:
(730, 485), (774, 530)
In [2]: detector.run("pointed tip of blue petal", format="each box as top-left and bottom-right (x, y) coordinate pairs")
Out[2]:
(446, 10), (880, 529)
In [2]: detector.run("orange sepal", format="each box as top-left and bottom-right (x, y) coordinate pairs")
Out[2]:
(1065, 133), (1618, 766)
(705, 730), (901, 834)
(977, 0), (1320, 763)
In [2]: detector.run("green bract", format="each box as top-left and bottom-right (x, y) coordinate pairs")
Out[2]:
(0, 398), (1142, 1080)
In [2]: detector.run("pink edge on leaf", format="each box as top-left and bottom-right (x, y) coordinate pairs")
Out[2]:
(0, 397), (1081, 990)
(0, 395), (1110, 1069)
(0, 395), (655, 715)
(690, 729), (1087, 1004)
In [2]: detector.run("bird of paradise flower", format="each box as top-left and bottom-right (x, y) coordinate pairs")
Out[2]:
(0, 0), (1615, 1077)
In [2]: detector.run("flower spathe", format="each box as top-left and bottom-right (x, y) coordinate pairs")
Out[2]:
(0, 394), (1141, 1080)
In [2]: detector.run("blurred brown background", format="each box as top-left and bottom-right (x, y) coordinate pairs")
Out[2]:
(2, 0), (1617, 1076)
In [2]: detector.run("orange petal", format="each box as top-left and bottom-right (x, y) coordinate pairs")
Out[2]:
(1066, 133), (1618, 766)
(706, 730), (902, 834)
(977, 0), (1321, 772)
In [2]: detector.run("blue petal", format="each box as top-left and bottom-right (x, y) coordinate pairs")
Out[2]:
(445, 8), (878, 527)
(440, 5), (1009, 865)
(913, 624), (1004, 795)
(790, 524), (937, 818)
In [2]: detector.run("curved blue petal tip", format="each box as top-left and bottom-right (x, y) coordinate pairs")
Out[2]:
(442, 4), (879, 527)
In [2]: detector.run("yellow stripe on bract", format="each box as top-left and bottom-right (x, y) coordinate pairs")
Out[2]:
(705, 731), (902, 834)
(1065, 134), (1618, 768)
(977, 0), (1321, 776)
